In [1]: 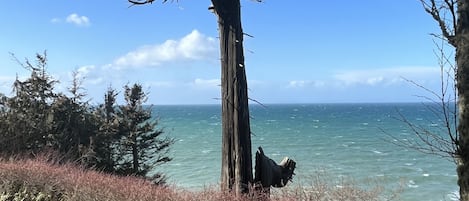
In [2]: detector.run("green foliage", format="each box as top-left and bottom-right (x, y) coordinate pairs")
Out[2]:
(0, 53), (58, 155)
(114, 83), (174, 184)
(0, 53), (173, 183)
(90, 87), (121, 172)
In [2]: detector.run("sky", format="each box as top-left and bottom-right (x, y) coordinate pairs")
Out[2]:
(0, 0), (455, 105)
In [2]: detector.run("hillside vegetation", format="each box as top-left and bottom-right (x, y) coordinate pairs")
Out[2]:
(0, 156), (396, 201)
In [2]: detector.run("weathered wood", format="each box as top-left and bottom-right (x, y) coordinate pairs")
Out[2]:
(456, 1), (469, 200)
(211, 0), (253, 195)
(254, 147), (296, 197)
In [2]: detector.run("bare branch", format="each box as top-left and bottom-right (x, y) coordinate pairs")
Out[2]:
(420, 0), (456, 46)
(387, 34), (458, 162)
(401, 76), (441, 99)
(248, 97), (267, 109)
(386, 110), (457, 161)
(128, 0), (174, 6)
(243, 32), (255, 38)
(443, 0), (457, 32)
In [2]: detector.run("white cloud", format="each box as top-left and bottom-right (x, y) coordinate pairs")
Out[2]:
(66, 13), (90, 27)
(192, 78), (220, 89)
(76, 65), (95, 78)
(69, 65), (104, 85)
(333, 67), (440, 86)
(288, 80), (325, 88)
(110, 30), (217, 69)
(51, 13), (90, 27)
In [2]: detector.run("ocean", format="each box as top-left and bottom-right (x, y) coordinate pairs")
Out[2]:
(154, 103), (458, 201)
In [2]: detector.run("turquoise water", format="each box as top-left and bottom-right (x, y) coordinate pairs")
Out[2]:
(155, 103), (458, 201)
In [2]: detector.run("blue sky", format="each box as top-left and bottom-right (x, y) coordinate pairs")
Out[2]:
(0, 0), (454, 104)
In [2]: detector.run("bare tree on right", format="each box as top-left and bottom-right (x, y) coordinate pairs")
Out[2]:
(419, 0), (469, 200)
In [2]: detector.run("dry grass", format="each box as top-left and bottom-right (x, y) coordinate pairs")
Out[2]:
(271, 172), (402, 201)
(0, 156), (398, 201)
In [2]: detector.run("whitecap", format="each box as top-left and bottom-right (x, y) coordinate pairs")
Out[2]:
(407, 180), (419, 188)
(372, 150), (383, 154)
(362, 122), (369, 126)
(423, 173), (430, 177)
(447, 190), (460, 201)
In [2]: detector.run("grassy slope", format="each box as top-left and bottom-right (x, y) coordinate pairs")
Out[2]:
(0, 157), (394, 201)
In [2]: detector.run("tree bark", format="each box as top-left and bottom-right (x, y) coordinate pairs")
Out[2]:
(456, 1), (469, 200)
(132, 133), (139, 173)
(211, 0), (253, 195)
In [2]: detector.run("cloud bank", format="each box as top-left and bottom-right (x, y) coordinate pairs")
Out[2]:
(287, 66), (441, 89)
(333, 67), (440, 86)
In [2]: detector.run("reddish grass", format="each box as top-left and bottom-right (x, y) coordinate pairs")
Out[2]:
(0, 156), (396, 201)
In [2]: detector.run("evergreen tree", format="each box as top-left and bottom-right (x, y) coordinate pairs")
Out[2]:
(0, 53), (57, 154)
(0, 53), (174, 184)
(114, 83), (173, 184)
(48, 71), (97, 163)
(91, 86), (121, 172)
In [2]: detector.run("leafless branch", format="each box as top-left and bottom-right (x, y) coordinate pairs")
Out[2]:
(401, 76), (441, 99)
(128, 0), (175, 7)
(420, 0), (457, 46)
(244, 32), (255, 38)
(248, 97), (267, 109)
(392, 110), (457, 159)
(388, 35), (458, 162)
(9, 51), (47, 72)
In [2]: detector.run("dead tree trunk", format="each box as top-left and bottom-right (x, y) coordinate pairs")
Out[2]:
(126, 0), (253, 194)
(211, 0), (253, 195)
(456, 1), (469, 199)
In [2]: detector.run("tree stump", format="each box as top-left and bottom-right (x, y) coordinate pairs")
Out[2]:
(254, 147), (296, 198)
